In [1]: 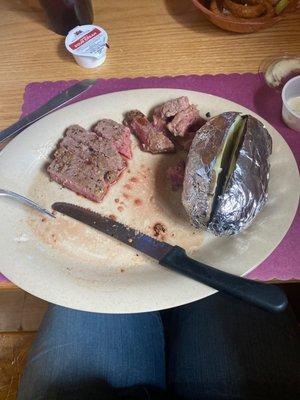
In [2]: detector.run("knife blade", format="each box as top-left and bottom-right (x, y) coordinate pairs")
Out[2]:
(0, 79), (96, 144)
(52, 202), (172, 261)
(52, 202), (288, 314)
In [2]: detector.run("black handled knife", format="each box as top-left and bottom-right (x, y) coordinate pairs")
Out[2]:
(52, 202), (288, 314)
(0, 79), (96, 144)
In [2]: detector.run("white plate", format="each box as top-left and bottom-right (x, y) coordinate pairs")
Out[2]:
(0, 89), (299, 313)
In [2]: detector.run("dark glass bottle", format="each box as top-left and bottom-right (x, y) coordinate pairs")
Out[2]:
(39, 0), (94, 36)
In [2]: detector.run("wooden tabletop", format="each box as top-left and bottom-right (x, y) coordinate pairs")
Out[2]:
(1, 0), (300, 130)
(0, 0), (299, 288)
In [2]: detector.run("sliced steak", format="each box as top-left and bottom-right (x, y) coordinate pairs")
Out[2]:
(64, 124), (86, 138)
(156, 96), (190, 119)
(48, 125), (126, 202)
(124, 110), (175, 154)
(48, 148), (107, 202)
(152, 96), (190, 132)
(61, 125), (110, 159)
(93, 119), (132, 159)
(167, 105), (205, 137)
(167, 160), (186, 191)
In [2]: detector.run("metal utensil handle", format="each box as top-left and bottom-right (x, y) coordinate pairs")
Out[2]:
(0, 117), (43, 143)
(0, 79), (96, 143)
(0, 189), (54, 218)
(160, 246), (288, 313)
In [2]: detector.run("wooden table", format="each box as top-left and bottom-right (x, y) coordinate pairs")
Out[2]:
(0, 0), (299, 289)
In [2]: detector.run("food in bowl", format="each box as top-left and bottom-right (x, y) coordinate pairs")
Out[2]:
(210, 0), (291, 19)
(191, 0), (298, 33)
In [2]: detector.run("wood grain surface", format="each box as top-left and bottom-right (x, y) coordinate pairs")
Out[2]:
(0, 0), (299, 288)
(0, 0), (300, 130)
(0, 332), (36, 399)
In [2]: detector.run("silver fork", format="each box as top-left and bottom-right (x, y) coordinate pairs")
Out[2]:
(0, 189), (55, 218)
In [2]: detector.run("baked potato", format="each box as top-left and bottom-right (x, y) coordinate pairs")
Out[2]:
(182, 112), (272, 236)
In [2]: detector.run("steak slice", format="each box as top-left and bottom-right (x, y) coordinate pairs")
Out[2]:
(61, 125), (111, 159)
(155, 96), (190, 119)
(93, 119), (132, 159)
(48, 148), (108, 202)
(167, 105), (205, 137)
(166, 160), (186, 191)
(152, 96), (190, 132)
(64, 124), (86, 138)
(48, 125), (126, 202)
(124, 110), (175, 154)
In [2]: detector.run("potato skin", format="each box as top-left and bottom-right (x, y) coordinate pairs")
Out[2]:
(182, 112), (241, 229)
(209, 115), (272, 236)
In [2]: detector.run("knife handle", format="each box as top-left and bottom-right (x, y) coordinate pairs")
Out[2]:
(160, 246), (288, 313)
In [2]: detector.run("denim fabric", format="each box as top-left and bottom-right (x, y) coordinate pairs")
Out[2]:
(161, 294), (300, 400)
(18, 293), (300, 400)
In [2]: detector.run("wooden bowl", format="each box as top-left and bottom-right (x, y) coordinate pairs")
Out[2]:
(191, 0), (298, 33)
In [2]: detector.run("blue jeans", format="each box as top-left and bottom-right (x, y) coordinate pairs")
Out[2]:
(18, 293), (300, 400)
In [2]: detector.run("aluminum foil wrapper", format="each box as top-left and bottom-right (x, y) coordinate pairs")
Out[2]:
(209, 116), (272, 236)
(182, 112), (241, 229)
(182, 113), (272, 236)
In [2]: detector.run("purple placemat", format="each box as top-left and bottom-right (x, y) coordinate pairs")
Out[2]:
(1, 74), (299, 283)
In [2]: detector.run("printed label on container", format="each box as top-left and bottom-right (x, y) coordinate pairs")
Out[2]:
(69, 28), (101, 50)
(65, 25), (108, 58)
